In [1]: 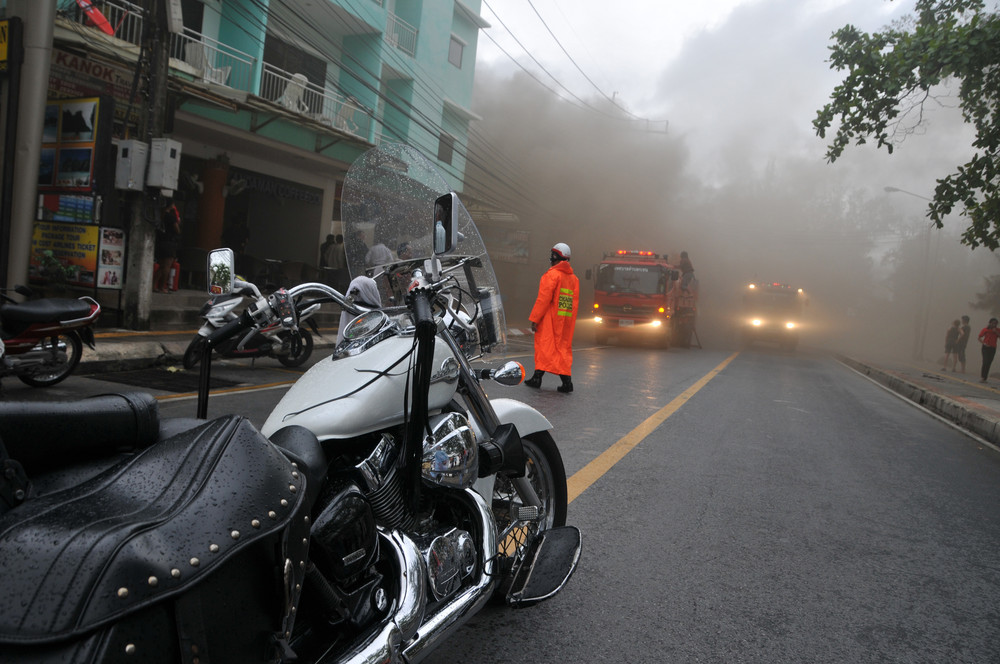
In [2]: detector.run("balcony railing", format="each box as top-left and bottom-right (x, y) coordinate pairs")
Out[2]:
(386, 13), (417, 57)
(169, 28), (255, 91)
(61, 4), (372, 142)
(260, 63), (371, 140)
(61, 0), (146, 46)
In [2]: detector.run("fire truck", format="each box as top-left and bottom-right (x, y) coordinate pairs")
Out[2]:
(589, 250), (698, 347)
(739, 281), (806, 350)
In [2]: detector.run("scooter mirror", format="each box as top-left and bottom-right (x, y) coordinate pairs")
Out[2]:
(433, 192), (458, 255)
(208, 248), (235, 295)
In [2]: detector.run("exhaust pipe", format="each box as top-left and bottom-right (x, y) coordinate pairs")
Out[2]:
(335, 489), (497, 664)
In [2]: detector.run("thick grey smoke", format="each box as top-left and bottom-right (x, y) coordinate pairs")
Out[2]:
(469, 0), (998, 360)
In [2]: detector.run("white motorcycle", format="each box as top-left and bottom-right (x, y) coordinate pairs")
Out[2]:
(191, 143), (581, 661)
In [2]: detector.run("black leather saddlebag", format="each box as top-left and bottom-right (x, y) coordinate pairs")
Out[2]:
(0, 415), (311, 663)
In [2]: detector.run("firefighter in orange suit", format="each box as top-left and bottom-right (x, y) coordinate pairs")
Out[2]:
(526, 242), (579, 393)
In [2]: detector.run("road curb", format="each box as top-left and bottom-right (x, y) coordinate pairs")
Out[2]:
(839, 355), (1000, 447)
(80, 336), (339, 373)
(79, 340), (191, 373)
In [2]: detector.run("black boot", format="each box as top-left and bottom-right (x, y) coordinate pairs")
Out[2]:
(557, 375), (574, 393)
(525, 370), (544, 388)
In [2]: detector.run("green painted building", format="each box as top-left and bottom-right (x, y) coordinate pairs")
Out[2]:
(47, 0), (489, 288)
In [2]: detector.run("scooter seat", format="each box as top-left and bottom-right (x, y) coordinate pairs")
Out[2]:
(0, 392), (161, 475)
(1, 297), (94, 324)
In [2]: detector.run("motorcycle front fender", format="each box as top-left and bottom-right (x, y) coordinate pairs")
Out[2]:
(488, 397), (552, 437)
(471, 398), (551, 502)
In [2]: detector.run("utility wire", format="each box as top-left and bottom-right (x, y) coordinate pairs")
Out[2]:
(524, 0), (639, 119)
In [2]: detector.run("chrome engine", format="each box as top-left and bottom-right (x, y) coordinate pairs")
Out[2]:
(350, 414), (481, 604)
(416, 527), (477, 601)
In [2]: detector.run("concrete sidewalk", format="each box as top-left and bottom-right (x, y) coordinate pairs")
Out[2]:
(839, 355), (1000, 449)
(83, 326), (340, 372)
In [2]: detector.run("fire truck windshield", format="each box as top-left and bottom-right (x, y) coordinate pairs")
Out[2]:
(745, 290), (802, 316)
(595, 264), (666, 295)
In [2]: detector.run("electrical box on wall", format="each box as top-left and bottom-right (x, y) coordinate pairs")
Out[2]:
(146, 138), (181, 192)
(114, 139), (148, 190)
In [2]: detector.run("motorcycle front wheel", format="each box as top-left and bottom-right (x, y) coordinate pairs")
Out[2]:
(277, 328), (313, 367)
(182, 336), (208, 370)
(18, 331), (82, 387)
(491, 431), (568, 584)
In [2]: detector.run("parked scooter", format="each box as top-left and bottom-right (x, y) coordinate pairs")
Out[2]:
(0, 144), (580, 663)
(0, 285), (100, 387)
(181, 285), (321, 369)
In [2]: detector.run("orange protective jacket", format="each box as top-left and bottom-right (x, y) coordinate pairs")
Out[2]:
(529, 261), (579, 375)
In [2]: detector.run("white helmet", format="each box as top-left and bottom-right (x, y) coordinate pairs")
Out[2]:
(551, 242), (571, 260)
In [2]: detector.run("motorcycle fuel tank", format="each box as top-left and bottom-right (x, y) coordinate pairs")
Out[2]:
(261, 336), (459, 440)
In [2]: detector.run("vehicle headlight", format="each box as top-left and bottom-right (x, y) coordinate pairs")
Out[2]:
(751, 319), (762, 327)
(422, 412), (478, 489)
(785, 321), (796, 329)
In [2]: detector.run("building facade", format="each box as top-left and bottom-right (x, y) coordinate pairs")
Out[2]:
(13, 0), (488, 308)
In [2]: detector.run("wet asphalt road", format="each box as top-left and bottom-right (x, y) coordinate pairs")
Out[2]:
(4, 339), (1000, 662)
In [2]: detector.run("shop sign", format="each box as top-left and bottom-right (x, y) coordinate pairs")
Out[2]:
(29, 222), (100, 288)
(0, 20), (9, 69)
(97, 227), (125, 289)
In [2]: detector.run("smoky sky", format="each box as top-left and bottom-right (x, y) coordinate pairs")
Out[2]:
(468, 0), (999, 357)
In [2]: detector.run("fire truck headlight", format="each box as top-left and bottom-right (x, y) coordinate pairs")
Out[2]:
(594, 316), (603, 324)
(751, 319), (762, 327)
(785, 321), (796, 330)
(650, 320), (662, 328)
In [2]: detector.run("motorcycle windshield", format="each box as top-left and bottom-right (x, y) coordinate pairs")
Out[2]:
(341, 143), (507, 356)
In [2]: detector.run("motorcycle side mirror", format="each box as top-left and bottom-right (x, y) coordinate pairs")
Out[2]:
(480, 361), (526, 386)
(208, 248), (235, 295)
(433, 192), (459, 255)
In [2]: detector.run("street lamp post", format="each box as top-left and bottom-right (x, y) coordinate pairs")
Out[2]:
(884, 186), (935, 361)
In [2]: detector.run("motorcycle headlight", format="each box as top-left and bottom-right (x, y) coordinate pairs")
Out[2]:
(421, 412), (478, 489)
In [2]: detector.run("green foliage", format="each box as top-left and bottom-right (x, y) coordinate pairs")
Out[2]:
(814, 0), (1000, 248)
(971, 271), (1000, 311)
(210, 262), (231, 292)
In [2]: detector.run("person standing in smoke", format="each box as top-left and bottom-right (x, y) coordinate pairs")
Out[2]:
(978, 317), (999, 383)
(679, 250), (695, 292)
(525, 242), (579, 393)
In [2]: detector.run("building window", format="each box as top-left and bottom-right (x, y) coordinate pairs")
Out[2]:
(438, 132), (455, 165)
(448, 36), (464, 69)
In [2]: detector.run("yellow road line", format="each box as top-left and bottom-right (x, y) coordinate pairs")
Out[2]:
(567, 352), (739, 503)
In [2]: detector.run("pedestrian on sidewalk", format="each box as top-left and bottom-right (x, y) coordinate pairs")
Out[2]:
(943, 319), (960, 371)
(954, 315), (971, 373)
(154, 198), (181, 294)
(525, 242), (579, 393)
(977, 317), (999, 383)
